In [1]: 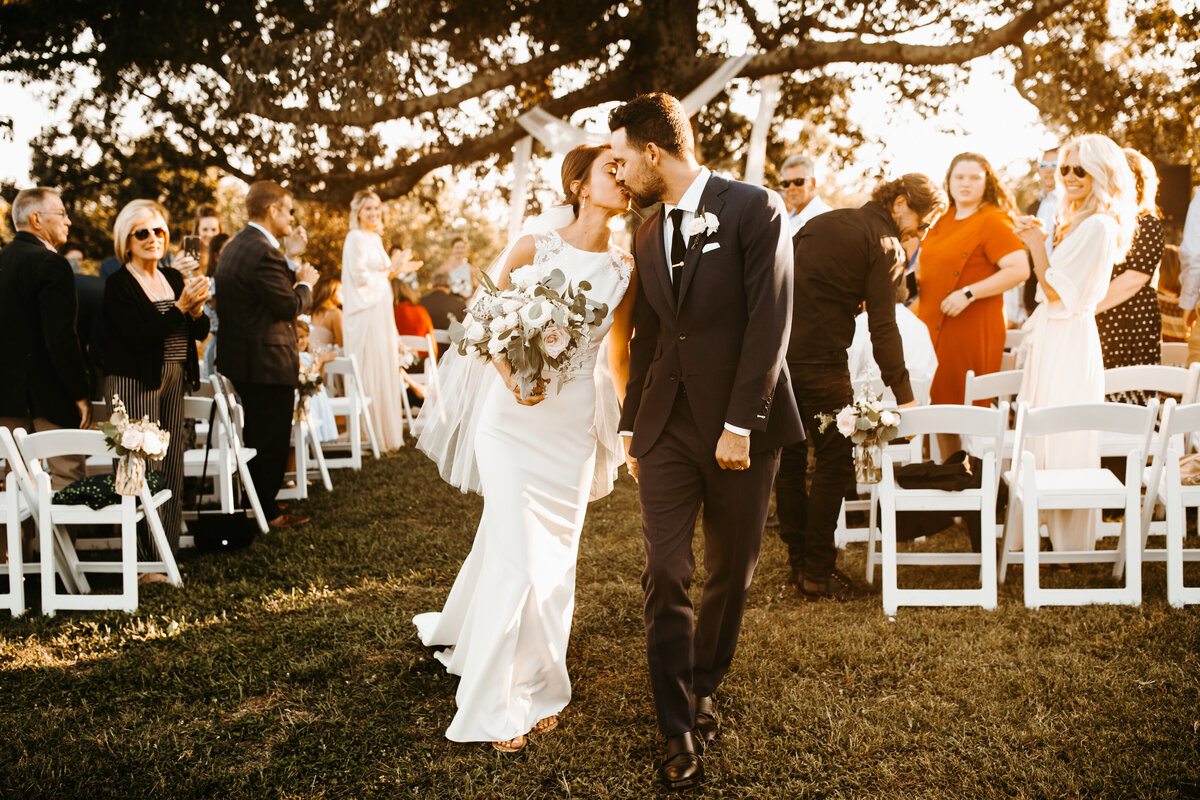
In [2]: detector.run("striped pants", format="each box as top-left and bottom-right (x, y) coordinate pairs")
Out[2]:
(105, 363), (186, 555)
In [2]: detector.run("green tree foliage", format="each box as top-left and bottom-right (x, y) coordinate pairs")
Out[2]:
(0, 0), (1193, 218)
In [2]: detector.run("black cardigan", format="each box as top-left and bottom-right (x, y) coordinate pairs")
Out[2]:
(102, 266), (211, 390)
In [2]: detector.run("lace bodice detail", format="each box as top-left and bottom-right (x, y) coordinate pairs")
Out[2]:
(514, 231), (632, 375)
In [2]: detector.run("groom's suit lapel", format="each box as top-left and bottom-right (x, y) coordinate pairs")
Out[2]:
(642, 206), (675, 316)
(676, 176), (727, 310)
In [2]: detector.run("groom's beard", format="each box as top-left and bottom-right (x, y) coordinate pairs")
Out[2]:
(623, 171), (668, 210)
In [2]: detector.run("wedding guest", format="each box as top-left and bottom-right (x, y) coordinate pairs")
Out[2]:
(917, 152), (1028, 455)
(847, 282), (938, 400)
(200, 231), (230, 379)
(1016, 146), (1062, 321)
(779, 154), (833, 235)
(216, 180), (318, 530)
(295, 317), (338, 442)
(1095, 149), (1164, 403)
(779, 173), (947, 599)
(1180, 189), (1200, 363)
(1014, 134), (1137, 553)
(102, 199), (210, 558)
(310, 274), (344, 351)
(437, 236), (476, 298)
(191, 204), (223, 278)
(1158, 246), (1187, 343)
(392, 278), (437, 357)
(420, 272), (468, 331)
(341, 190), (418, 451)
(0, 187), (91, 488)
(60, 241), (105, 396)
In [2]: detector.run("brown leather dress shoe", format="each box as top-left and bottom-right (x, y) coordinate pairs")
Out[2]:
(268, 513), (310, 529)
(659, 730), (703, 791)
(694, 695), (720, 748)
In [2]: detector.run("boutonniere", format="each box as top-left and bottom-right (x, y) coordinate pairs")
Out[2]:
(687, 211), (720, 241)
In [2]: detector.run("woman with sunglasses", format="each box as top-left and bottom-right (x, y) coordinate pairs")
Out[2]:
(916, 152), (1028, 453)
(102, 199), (211, 565)
(1094, 149), (1165, 402)
(1014, 134), (1138, 553)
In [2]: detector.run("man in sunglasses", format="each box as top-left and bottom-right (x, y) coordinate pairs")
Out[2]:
(779, 155), (833, 236)
(0, 186), (92, 490)
(776, 174), (947, 600)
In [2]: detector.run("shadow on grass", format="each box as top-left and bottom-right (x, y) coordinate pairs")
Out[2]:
(1, 448), (1198, 799)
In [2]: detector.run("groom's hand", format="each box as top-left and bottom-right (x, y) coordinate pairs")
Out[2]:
(715, 430), (750, 471)
(622, 433), (638, 483)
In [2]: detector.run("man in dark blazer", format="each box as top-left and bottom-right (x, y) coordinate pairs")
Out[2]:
(420, 272), (468, 330)
(609, 93), (803, 791)
(215, 181), (317, 529)
(0, 187), (91, 489)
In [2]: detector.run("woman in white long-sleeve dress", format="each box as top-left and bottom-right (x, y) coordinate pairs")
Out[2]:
(1015, 134), (1137, 552)
(413, 145), (635, 752)
(341, 191), (420, 451)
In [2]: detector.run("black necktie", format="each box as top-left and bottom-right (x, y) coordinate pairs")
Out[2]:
(669, 208), (686, 302)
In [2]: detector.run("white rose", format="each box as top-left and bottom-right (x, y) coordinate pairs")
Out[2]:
(835, 407), (857, 439)
(120, 429), (144, 452)
(702, 211), (720, 234)
(510, 267), (539, 291)
(504, 311), (519, 329)
(502, 299), (523, 314)
(489, 316), (507, 334)
(519, 300), (552, 330)
(467, 321), (487, 341)
(542, 325), (570, 359)
(142, 430), (166, 457)
(880, 410), (899, 427)
(687, 216), (707, 237)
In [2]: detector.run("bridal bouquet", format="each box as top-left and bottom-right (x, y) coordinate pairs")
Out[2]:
(296, 361), (324, 422)
(100, 394), (170, 495)
(815, 391), (901, 483)
(448, 266), (609, 400)
(397, 343), (420, 370)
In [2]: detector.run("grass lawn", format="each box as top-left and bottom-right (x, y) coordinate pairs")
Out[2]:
(2, 447), (1199, 799)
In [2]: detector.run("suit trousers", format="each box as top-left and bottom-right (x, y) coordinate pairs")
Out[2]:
(638, 388), (779, 736)
(231, 381), (295, 521)
(776, 363), (854, 580)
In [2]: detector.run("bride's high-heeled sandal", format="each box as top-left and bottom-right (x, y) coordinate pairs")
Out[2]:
(531, 715), (558, 734)
(492, 734), (526, 753)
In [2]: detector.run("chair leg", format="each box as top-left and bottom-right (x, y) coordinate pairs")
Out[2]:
(5, 485), (24, 617)
(140, 490), (182, 587)
(361, 400), (382, 458)
(120, 496), (139, 612)
(307, 419), (333, 492)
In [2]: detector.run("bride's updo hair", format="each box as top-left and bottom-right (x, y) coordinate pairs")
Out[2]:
(561, 145), (608, 215)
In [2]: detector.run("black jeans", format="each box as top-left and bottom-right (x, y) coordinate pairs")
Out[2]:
(775, 363), (854, 580)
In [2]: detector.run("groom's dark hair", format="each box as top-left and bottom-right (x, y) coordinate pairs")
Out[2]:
(608, 93), (693, 158)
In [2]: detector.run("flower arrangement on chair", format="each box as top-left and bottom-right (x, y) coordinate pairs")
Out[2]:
(99, 394), (170, 495)
(296, 361), (325, 423)
(816, 391), (901, 484)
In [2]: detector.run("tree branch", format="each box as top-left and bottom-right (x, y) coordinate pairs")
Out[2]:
(730, 0), (776, 50)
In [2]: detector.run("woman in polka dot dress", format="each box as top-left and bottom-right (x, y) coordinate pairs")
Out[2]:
(1095, 149), (1164, 404)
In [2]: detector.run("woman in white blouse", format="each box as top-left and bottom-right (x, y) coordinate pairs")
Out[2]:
(341, 189), (421, 451)
(1014, 134), (1137, 552)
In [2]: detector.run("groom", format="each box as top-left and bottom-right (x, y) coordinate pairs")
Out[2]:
(609, 93), (803, 790)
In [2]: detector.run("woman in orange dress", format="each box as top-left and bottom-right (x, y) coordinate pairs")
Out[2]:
(917, 153), (1029, 455)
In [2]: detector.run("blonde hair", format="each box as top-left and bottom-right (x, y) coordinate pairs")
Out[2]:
(1123, 148), (1160, 218)
(349, 189), (381, 232)
(1054, 134), (1137, 261)
(112, 199), (170, 263)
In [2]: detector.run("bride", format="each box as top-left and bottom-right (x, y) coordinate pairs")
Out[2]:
(413, 144), (637, 752)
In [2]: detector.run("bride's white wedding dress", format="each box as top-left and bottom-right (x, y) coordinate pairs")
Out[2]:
(413, 230), (632, 743)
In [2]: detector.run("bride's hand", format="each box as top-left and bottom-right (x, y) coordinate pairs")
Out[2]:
(509, 378), (548, 406)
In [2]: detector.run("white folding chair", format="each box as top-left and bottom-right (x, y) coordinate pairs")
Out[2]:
(399, 333), (438, 435)
(433, 328), (451, 347)
(323, 355), (382, 469)
(1161, 341), (1189, 368)
(1132, 400), (1200, 605)
(207, 377), (270, 533)
(999, 401), (1157, 609)
(278, 408), (333, 501)
(875, 404), (1008, 615)
(1000, 329), (1026, 371)
(962, 368), (1023, 471)
(0, 431), (32, 616)
(13, 427), (180, 615)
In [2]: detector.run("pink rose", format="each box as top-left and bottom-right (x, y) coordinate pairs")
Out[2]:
(542, 325), (570, 359)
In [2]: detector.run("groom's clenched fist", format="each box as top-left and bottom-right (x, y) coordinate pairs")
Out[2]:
(715, 429), (750, 471)
(622, 433), (638, 483)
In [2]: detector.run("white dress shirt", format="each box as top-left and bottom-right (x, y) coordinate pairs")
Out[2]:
(788, 196), (833, 236)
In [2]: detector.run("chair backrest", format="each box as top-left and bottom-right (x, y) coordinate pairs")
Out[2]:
(963, 369), (1023, 407)
(398, 334), (431, 353)
(0, 427), (36, 500)
(1013, 400), (1159, 449)
(433, 328), (451, 346)
(1102, 364), (1198, 400)
(1161, 399), (1200, 447)
(894, 403), (1008, 442)
(1161, 341), (1189, 368)
(15, 428), (114, 462)
(322, 356), (358, 393)
(1004, 328), (1025, 351)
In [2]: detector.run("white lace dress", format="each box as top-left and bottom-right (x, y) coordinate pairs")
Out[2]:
(413, 231), (632, 743)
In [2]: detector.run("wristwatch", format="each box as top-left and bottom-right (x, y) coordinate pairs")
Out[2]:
(962, 286), (975, 301)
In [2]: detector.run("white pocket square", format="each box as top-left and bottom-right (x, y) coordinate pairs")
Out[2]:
(701, 242), (721, 253)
